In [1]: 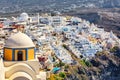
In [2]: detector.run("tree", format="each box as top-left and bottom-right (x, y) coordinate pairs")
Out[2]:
(55, 61), (65, 67)
(110, 46), (119, 53)
(85, 61), (92, 67)
(65, 65), (69, 69)
(110, 46), (120, 57)
(81, 74), (89, 80)
(80, 55), (83, 58)
(59, 72), (66, 78)
(53, 57), (56, 62)
(59, 61), (65, 67)
(77, 67), (86, 74)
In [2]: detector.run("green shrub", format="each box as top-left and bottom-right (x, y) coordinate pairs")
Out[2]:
(59, 72), (66, 78)
(79, 60), (86, 66)
(59, 61), (65, 67)
(65, 65), (69, 69)
(55, 61), (65, 67)
(80, 59), (92, 67)
(110, 46), (119, 53)
(81, 74), (89, 80)
(85, 61), (92, 67)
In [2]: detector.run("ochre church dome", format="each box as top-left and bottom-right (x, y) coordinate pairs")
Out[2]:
(5, 32), (35, 48)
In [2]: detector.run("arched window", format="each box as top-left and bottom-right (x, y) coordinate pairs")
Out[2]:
(17, 51), (23, 61)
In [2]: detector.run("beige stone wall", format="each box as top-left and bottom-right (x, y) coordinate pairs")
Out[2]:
(0, 59), (5, 80)
(4, 60), (41, 80)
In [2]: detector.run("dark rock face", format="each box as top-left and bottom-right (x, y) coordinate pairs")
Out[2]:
(76, 13), (100, 23)
(67, 47), (120, 80)
(89, 50), (120, 80)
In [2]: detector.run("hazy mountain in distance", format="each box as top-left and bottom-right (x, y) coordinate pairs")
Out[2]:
(0, 0), (120, 13)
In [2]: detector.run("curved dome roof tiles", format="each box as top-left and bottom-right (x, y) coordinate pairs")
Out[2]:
(5, 32), (35, 48)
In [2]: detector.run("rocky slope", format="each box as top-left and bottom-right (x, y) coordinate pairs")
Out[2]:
(66, 47), (120, 80)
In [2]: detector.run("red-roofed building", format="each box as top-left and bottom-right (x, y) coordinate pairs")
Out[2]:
(12, 24), (24, 28)
(38, 57), (47, 62)
(0, 22), (4, 28)
(12, 24), (25, 32)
